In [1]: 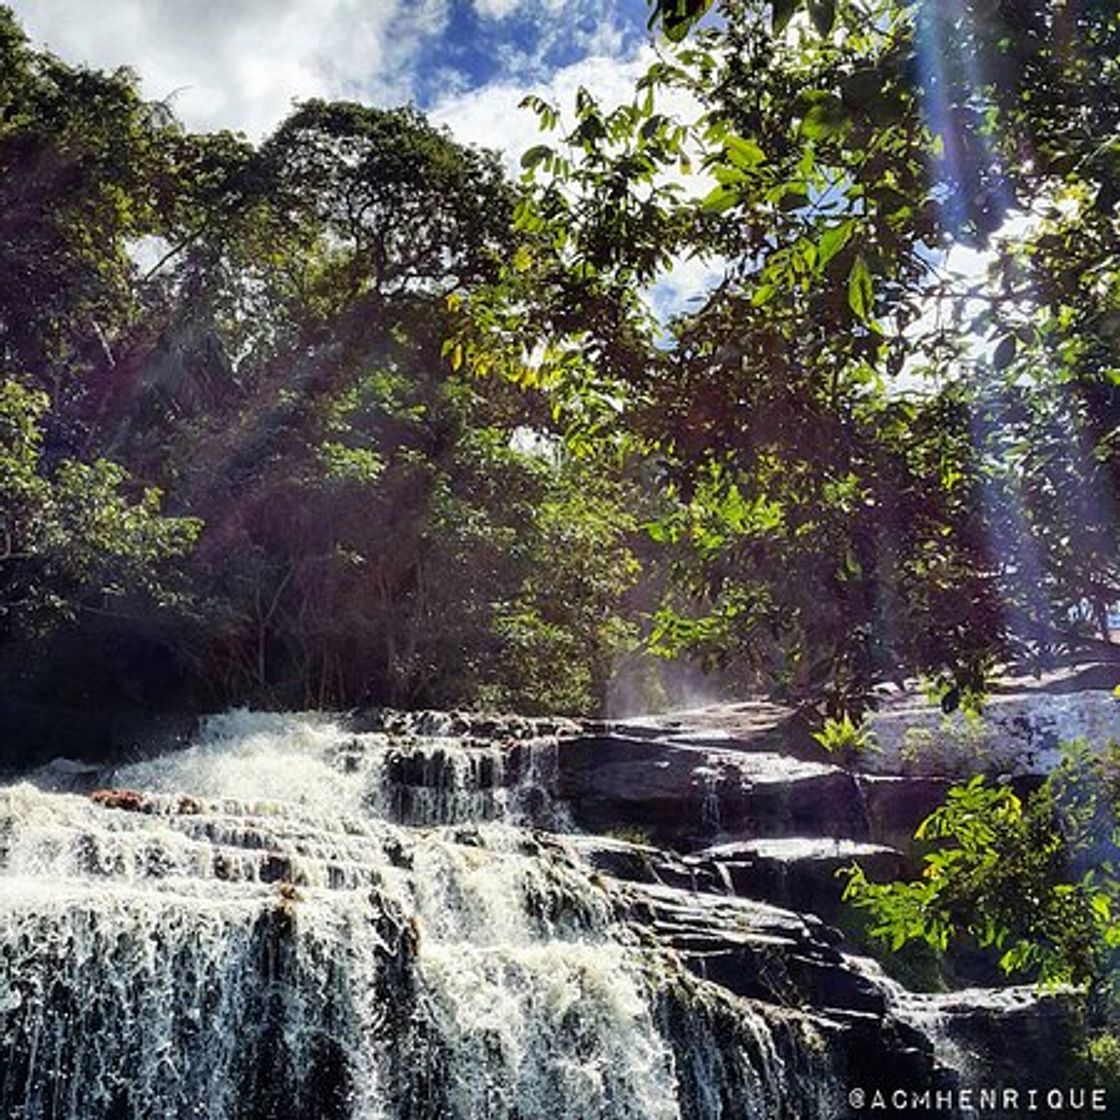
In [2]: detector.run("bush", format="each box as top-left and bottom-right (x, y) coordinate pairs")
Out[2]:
(842, 741), (1120, 1021)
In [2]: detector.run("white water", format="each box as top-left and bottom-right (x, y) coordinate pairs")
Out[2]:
(0, 711), (843, 1119)
(112, 709), (570, 829)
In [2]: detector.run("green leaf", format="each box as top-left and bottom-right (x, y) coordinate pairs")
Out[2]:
(654, 0), (714, 41)
(772, 0), (799, 33)
(848, 255), (874, 323)
(724, 135), (766, 170)
(800, 96), (848, 141)
(806, 0), (836, 34)
(701, 185), (738, 213)
(817, 219), (854, 269)
(993, 335), (1018, 370)
(778, 190), (810, 212)
(520, 144), (552, 171)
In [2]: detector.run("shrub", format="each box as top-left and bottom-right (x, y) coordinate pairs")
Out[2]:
(811, 714), (878, 768)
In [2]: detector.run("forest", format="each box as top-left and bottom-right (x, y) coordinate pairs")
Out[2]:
(1, 0), (1118, 723)
(3, 0), (1120, 1095)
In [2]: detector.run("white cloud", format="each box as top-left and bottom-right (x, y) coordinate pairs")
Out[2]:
(473, 0), (525, 19)
(431, 51), (650, 173)
(8, 0), (449, 137)
(10, 0), (723, 318)
(433, 45), (703, 173)
(648, 253), (725, 322)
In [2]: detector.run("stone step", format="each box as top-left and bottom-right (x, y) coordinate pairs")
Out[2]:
(685, 837), (904, 922)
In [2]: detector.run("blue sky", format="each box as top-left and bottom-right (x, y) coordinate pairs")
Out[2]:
(410, 0), (650, 103)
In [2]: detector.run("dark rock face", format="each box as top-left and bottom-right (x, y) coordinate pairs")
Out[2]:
(546, 717), (1085, 1108)
(933, 988), (1081, 1089)
(856, 774), (955, 853)
(687, 839), (904, 923)
(623, 883), (881, 1013)
(555, 734), (869, 849)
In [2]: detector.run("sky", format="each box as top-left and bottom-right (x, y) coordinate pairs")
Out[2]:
(9, 0), (651, 157)
(8, 0), (717, 313)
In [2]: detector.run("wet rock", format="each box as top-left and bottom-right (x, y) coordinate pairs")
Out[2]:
(556, 734), (868, 848)
(0, 705), (1087, 1119)
(566, 834), (723, 894)
(621, 883), (884, 1014)
(934, 987), (1081, 1089)
(687, 838), (904, 921)
(90, 787), (149, 813)
(613, 700), (821, 759)
(27, 756), (106, 794)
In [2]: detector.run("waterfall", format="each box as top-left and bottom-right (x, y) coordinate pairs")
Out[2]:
(0, 710), (934, 1118)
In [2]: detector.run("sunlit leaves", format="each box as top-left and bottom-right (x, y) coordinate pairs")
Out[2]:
(844, 742), (1120, 1007)
(847, 254), (874, 323)
(817, 218), (854, 269)
(799, 94), (849, 141)
(446, 0), (1120, 716)
(723, 135), (766, 170)
(318, 442), (384, 485)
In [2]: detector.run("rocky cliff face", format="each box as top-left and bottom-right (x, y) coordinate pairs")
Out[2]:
(1, 697), (1104, 1118)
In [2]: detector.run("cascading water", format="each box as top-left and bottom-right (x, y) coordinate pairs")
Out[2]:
(0, 710), (945, 1118)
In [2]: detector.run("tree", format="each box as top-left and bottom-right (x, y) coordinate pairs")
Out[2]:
(0, 378), (199, 638)
(451, 0), (1120, 713)
(0, 6), (650, 716)
(0, 9), (180, 418)
(842, 741), (1120, 1022)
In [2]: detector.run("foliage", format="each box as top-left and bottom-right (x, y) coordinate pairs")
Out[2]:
(260, 100), (513, 303)
(0, 377), (199, 636)
(810, 712), (878, 766)
(4, 0), (1120, 720)
(0, 9), (646, 715)
(1083, 1031), (1120, 1092)
(0, 15), (174, 390)
(450, 0), (1120, 715)
(842, 742), (1120, 1015)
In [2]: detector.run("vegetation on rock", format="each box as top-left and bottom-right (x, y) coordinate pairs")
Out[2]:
(844, 740), (1120, 1049)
